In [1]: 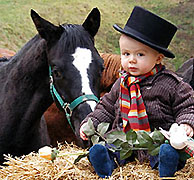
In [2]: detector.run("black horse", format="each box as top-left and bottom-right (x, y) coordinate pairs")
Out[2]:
(0, 8), (104, 163)
(176, 57), (194, 89)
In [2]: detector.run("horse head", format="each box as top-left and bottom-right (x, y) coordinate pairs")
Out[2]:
(31, 8), (104, 148)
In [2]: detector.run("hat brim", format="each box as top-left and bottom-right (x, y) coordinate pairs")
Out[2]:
(113, 24), (175, 58)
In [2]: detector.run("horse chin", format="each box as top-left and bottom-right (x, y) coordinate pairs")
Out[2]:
(72, 121), (91, 149)
(73, 121), (91, 148)
(71, 103), (93, 148)
(75, 136), (91, 149)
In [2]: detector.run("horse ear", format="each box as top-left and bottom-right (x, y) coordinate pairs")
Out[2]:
(31, 9), (63, 43)
(82, 8), (100, 37)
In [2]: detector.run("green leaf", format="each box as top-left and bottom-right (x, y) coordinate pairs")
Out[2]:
(136, 130), (154, 148)
(74, 152), (89, 164)
(106, 130), (126, 144)
(134, 143), (141, 148)
(120, 149), (132, 160)
(91, 135), (99, 145)
(120, 141), (131, 149)
(82, 118), (95, 136)
(148, 146), (160, 156)
(88, 118), (95, 130)
(112, 139), (125, 149)
(120, 142), (133, 160)
(151, 129), (165, 144)
(97, 122), (110, 136)
(126, 130), (137, 145)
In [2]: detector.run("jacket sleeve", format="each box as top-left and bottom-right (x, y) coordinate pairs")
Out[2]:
(172, 80), (194, 129)
(80, 78), (120, 130)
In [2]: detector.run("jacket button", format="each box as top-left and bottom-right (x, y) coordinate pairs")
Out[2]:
(146, 86), (152, 90)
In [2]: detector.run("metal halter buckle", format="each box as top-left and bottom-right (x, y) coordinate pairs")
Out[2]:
(63, 103), (72, 117)
(49, 75), (53, 85)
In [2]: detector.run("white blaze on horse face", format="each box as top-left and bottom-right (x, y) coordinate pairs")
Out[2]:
(72, 47), (96, 111)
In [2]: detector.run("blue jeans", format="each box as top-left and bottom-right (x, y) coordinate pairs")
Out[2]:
(89, 143), (187, 178)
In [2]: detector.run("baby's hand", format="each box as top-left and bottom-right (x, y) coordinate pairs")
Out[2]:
(180, 124), (194, 137)
(80, 123), (88, 141)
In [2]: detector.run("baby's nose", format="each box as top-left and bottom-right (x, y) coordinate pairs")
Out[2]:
(128, 55), (136, 63)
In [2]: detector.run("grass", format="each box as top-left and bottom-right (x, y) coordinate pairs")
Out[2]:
(0, 0), (193, 70)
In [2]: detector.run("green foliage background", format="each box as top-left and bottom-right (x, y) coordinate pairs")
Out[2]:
(0, 0), (193, 70)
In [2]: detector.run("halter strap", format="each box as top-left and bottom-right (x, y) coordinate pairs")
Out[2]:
(49, 66), (99, 132)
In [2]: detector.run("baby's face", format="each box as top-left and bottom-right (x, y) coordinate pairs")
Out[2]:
(119, 34), (163, 76)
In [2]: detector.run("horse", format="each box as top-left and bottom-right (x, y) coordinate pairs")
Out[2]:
(99, 53), (121, 96)
(0, 50), (121, 147)
(0, 7), (104, 163)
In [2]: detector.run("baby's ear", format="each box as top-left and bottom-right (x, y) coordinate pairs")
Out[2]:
(156, 54), (164, 64)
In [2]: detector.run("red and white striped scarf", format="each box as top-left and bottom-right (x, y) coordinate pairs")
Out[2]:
(120, 64), (163, 133)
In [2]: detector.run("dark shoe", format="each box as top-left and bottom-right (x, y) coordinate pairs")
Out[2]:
(159, 144), (179, 177)
(89, 144), (114, 178)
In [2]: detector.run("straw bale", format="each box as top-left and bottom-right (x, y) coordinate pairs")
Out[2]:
(0, 143), (193, 180)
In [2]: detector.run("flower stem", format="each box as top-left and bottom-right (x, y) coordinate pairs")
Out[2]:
(57, 151), (89, 157)
(95, 131), (108, 142)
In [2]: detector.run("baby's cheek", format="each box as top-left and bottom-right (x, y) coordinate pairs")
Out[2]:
(121, 59), (128, 70)
(143, 64), (155, 73)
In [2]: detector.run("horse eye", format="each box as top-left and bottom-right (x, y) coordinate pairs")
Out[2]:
(53, 69), (62, 78)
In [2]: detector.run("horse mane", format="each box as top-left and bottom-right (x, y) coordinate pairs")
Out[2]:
(59, 24), (95, 53)
(15, 35), (47, 60)
(99, 53), (121, 96)
(0, 35), (47, 83)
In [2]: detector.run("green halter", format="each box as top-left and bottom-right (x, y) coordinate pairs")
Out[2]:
(49, 66), (99, 132)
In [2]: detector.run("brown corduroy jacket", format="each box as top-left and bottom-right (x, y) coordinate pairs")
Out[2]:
(81, 68), (194, 133)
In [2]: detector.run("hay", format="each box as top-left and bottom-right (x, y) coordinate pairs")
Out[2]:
(0, 143), (193, 180)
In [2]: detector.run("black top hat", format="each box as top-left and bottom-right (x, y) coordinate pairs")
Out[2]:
(113, 6), (177, 58)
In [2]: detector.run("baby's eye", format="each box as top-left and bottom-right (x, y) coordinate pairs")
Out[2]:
(137, 53), (144, 57)
(124, 52), (130, 56)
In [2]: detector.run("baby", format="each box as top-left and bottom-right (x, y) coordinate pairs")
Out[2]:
(80, 6), (194, 178)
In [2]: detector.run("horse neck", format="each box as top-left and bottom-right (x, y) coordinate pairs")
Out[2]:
(1, 35), (52, 123)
